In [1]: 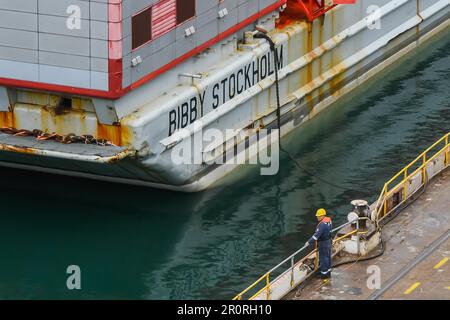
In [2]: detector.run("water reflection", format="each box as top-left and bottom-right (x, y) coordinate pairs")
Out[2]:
(0, 31), (448, 299)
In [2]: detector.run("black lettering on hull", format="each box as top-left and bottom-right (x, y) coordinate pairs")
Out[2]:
(167, 45), (285, 136)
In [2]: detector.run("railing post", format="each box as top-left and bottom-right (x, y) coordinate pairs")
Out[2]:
(422, 153), (427, 184)
(290, 257), (294, 287)
(445, 135), (449, 167)
(314, 245), (319, 271)
(382, 183), (388, 217)
(265, 273), (270, 300)
(403, 169), (408, 202)
(356, 219), (360, 256)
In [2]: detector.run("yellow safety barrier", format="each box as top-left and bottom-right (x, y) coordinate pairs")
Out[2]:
(232, 227), (359, 300)
(233, 132), (450, 301)
(373, 132), (450, 222)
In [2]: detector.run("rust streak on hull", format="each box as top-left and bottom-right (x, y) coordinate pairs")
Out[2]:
(97, 124), (123, 147)
(0, 111), (14, 128)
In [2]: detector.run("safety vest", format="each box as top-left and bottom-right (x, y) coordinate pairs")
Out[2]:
(316, 217), (332, 241)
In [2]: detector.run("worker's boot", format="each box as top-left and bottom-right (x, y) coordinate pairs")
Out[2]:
(317, 273), (328, 279)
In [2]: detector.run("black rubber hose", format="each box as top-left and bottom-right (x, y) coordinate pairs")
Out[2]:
(331, 176), (430, 268)
(253, 32), (356, 193)
(332, 238), (385, 268)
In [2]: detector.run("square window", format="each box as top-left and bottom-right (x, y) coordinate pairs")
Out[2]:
(176, 0), (196, 24)
(132, 7), (152, 50)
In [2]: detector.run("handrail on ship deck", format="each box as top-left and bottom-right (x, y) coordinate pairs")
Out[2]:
(373, 132), (450, 222)
(232, 219), (365, 300)
(233, 132), (450, 300)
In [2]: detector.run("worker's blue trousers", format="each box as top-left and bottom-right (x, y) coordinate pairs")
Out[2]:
(318, 240), (332, 275)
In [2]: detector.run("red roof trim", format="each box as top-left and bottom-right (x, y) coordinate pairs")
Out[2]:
(0, 77), (114, 98)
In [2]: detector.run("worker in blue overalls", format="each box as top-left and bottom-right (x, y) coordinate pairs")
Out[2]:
(305, 208), (333, 279)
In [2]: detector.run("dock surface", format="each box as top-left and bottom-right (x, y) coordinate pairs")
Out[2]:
(287, 169), (450, 300)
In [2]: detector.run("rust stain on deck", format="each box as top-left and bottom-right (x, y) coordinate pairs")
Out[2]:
(0, 144), (37, 155)
(0, 106), (130, 147)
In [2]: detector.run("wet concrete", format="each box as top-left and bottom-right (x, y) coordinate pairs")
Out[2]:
(287, 168), (450, 300)
(380, 237), (450, 299)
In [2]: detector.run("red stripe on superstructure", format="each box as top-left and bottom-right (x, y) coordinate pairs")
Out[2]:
(0, 77), (116, 99)
(108, 0), (123, 96)
(0, 0), (287, 100)
(152, 0), (177, 39)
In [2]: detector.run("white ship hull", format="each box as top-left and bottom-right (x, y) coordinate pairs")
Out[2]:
(0, 0), (449, 191)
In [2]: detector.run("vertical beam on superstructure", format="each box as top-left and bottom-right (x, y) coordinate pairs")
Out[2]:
(108, 0), (123, 96)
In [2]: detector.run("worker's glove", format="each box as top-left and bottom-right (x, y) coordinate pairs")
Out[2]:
(304, 242), (309, 247)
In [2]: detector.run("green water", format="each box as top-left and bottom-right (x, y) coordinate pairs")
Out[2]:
(0, 30), (449, 300)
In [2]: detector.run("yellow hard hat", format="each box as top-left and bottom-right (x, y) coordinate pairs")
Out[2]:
(316, 208), (327, 217)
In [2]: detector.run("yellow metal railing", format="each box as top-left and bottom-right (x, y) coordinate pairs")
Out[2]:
(373, 132), (450, 222)
(233, 132), (450, 301)
(232, 225), (360, 300)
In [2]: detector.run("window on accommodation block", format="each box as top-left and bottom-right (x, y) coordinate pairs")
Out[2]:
(176, 0), (196, 24)
(132, 0), (196, 50)
(132, 7), (152, 50)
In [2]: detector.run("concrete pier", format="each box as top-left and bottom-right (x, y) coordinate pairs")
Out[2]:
(286, 168), (450, 300)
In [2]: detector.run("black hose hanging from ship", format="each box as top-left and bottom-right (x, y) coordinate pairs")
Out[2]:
(254, 30), (390, 271)
(253, 31), (353, 193)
